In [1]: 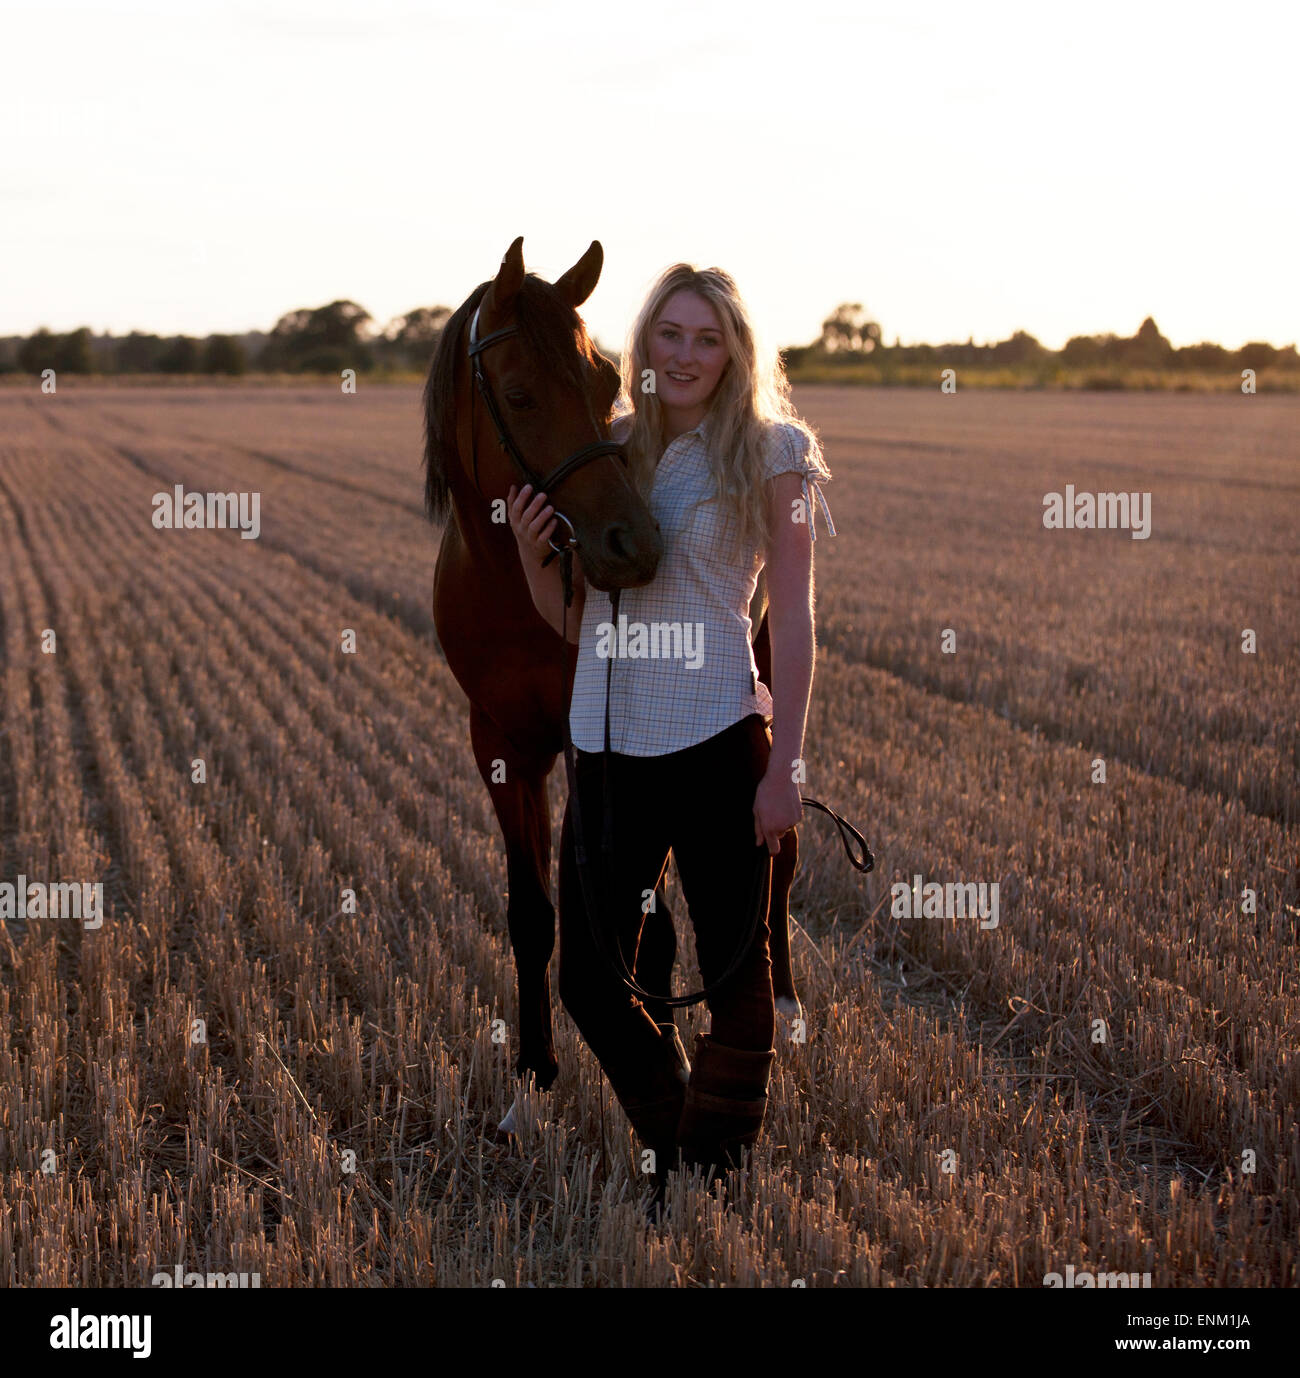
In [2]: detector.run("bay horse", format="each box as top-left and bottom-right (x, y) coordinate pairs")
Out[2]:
(422, 238), (802, 1125)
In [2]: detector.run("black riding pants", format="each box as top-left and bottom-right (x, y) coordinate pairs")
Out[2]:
(558, 713), (776, 1101)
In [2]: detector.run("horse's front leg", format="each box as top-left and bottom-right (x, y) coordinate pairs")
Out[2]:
(471, 704), (560, 1104)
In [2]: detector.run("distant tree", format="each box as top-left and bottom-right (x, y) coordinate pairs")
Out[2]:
(263, 299), (374, 373)
(53, 328), (93, 374)
(256, 312), (304, 371)
(818, 303), (883, 354)
(90, 332), (118, 372)
(1061, 332), (1123, 366)
(989, 330), (1046, 365)
(202, 334), (247, 375)
(1177, 342), (1230, 370)
(261, 307), (312, 369)
(1122, 316), (1174, 367)
(378, 306), (452, 369)
(18, 327), (60, 374)
(1236, 341), (1278, 371)
(116, 332), (165, 372)
(157, 336), (199, 373)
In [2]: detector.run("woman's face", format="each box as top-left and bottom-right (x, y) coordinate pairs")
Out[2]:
(647, 289), (729, 414)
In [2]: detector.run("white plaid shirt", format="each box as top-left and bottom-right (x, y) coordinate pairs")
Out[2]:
(569, 411), (835, 756)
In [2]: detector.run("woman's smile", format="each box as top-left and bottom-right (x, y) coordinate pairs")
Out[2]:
(648, 288), (729, 433)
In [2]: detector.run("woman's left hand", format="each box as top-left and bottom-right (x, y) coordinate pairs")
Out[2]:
(753, 765), (803, 854)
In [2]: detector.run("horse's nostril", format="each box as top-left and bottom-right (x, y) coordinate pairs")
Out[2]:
(605, 523), (631, 562)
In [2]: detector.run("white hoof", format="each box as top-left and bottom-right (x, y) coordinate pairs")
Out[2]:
(775, 995), (802, 1020)
(499, 1095), (520, 1134)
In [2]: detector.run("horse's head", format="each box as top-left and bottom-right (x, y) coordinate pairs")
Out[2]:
(424, 237), (663, 592)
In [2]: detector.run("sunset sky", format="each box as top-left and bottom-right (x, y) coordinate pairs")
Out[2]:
(4, 0), (1296, 353)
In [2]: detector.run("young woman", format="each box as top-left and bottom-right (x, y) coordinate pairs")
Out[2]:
(507, 263), (834, 1204)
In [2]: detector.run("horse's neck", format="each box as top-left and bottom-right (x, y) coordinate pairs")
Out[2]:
(448, 481), (514, 560)
(440, 476), (540, 612)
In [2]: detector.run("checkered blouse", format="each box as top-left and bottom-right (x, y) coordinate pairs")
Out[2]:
(569, 410), (835, 756)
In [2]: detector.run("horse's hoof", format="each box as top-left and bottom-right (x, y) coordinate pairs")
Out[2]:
(775, 995), (802, 1021)
(499, 1095), (521, 1135)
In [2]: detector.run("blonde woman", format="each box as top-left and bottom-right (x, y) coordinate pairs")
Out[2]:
(508, 263), (834, 1210)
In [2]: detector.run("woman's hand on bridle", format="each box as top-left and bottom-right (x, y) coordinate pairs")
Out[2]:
(753, 764), (802, 855)
(507, 483), (557, 568)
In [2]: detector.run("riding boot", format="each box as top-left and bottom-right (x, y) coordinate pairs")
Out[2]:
(675, 1033), (776, 1187)
(608, 1022), (691, 1183)
(611, 1023), (691, 1222)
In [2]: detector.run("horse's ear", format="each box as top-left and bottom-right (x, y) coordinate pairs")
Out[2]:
(555, 241), (603, 308)
(482, 237), (526, 324)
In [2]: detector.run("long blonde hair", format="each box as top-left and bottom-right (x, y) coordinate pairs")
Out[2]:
(616, 263), (827, 557)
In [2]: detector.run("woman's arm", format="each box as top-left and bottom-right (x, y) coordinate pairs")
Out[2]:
(507, 483), (587, 643)
(753, 472), (815, 853)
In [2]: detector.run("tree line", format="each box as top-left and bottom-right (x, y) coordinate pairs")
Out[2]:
(1, 299), (1294, 377)
(0, 300), (450, 376)
(785, 305), (1298, 374)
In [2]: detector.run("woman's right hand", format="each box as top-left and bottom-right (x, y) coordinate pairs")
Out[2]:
(507, 483), (557, 568)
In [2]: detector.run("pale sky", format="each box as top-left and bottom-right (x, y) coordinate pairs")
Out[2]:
(3, 0), (1296, 352)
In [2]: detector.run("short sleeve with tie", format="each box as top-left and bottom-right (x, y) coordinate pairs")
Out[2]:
(759, 420), (836, 540)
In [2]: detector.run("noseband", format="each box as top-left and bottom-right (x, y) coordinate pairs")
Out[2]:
(467, 303), (627, 551)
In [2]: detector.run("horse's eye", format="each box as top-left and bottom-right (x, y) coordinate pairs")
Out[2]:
(505, 392), (534, 410)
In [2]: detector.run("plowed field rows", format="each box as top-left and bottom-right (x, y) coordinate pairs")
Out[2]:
(0, 383), (1294, 1286)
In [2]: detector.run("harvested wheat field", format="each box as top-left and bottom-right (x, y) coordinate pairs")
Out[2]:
(0, 382), (1295, 1287)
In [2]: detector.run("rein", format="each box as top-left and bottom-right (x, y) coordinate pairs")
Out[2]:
(467, 309), (874, 1009)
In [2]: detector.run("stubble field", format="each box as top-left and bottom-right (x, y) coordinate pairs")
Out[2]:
(0, 382), (1295, 1286)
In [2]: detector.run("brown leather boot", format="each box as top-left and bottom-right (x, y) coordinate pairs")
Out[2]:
(676, 1033), (776, 1186)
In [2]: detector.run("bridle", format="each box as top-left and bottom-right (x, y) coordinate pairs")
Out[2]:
(467, 302), (628, 550)
(466, 301), (874, 1008)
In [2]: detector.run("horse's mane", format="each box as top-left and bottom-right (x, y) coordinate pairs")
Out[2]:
(423, 273), (592, 522)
